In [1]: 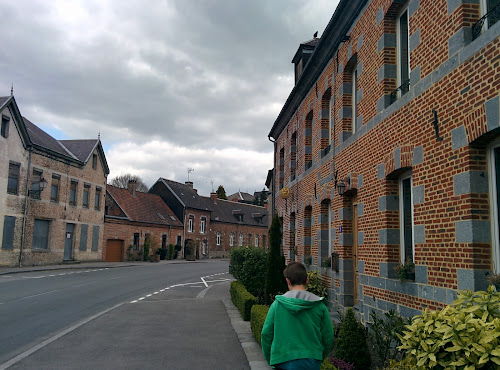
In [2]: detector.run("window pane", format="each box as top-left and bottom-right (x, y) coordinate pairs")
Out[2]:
(83, 187), (89, 207)
(33, 220), (49, 249)
(51, 177), (59, 201)
(8, 163), (20, 194)
(402, 177), (413, 262)
(70, 182), (77, 205)
(399, 10), (409, 85)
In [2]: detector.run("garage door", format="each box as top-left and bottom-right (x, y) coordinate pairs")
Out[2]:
(106, 240), (123, 262)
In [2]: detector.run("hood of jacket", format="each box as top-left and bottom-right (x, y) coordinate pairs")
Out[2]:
(274, 290), (324, 313)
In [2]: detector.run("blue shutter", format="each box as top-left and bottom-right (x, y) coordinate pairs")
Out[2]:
(91, 225), (99, 251)
(33, 220), (49, 249)
(2, 216), (16, 250)
(80, 224), (88, 251)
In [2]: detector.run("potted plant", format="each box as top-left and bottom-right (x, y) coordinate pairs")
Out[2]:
(394, 260), (415, 282)
(487, 273), (500, 291)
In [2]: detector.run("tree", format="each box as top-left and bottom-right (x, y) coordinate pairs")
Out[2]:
(334, 308), (371, 369)
(216, 185), (228, 200)
(110, 174), (148, 192)
(264, 215), (287, 305)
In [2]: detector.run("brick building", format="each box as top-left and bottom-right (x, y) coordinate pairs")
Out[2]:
(1, 95), (109, 266)
(103, 181), (184, 261)
(149, 178), (269, 258)
(269, 0), (500, 321)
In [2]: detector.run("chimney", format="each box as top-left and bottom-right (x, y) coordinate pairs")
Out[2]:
(185, 181), (193, 189)
(210, 192), (217, 204)
(128, 180), (137, 196)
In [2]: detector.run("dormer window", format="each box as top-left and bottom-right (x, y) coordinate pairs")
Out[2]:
(292, 34), (320, 85)
(232, 210), (244, 222)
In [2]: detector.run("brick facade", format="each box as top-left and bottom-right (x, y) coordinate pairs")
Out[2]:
(269, 0), (500, 321)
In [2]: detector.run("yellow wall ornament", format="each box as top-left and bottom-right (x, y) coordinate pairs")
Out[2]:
(280, 187), (290, 199)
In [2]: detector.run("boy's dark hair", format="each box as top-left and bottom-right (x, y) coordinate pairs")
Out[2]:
(283, 262), (308, 286)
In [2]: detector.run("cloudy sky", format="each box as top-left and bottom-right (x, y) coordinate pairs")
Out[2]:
(1, 0), (340, 196)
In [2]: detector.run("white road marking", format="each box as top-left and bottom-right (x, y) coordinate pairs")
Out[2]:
(200, 277), (208, 287)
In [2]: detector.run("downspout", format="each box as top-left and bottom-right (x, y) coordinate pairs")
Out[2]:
(268, 135), (277, 220)
(182, 207), (186, 259)
(19, 148), (32, 267)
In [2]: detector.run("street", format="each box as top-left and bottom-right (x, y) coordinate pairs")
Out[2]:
(0, 260), (251, 369)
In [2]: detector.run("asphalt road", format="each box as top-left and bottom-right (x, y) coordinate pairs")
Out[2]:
(0, 260), (250, 369)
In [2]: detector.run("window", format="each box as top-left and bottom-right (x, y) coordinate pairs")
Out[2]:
(352, 67), (358, 134)
(202, 240), (207, 255)
(248, 234), (252, 246)
(188, 216), (194, 232)
(7, 162), (20, 195)
(91, 225), (99, 251)
(30, 169), (43, 199)
(162, 234), (167, 248)
(83, 184), (90, 208)
(133, 233), (140, 250)
(239, 233), (243, 247)
(397, 8), (410, 97)
(1, 116), (9, 138)
(399, 173), (414, 263)
(2, 216), (16, 250)
(70, 180), (78, 206)
(32, 219), (50, 250)
(229, 233), (234, 247)
(216, 232), (221, 246)
(489, 140), (500, 272)
(255, 235), (259, 247)
(291, 132), (297, 181)
(279, 147), (285, 190)
(477, 0), (500, 38)
(94, 187), (101, 210)
(51, 175), (60, 202)
(79, 224), (88, 251)
(92, 154), (97, 169)
(200, 217), (206, 233)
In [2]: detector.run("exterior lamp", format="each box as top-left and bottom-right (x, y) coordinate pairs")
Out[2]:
(39, 178), (48, 191)
(337, 177), (350, 196)
(29, 177), (48, 197)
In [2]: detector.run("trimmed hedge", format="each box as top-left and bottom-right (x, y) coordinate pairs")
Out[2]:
(250, 305), (269, 346)
(230, 281), (257, 321)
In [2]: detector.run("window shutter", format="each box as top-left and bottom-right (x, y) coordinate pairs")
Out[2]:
(80, 224), (88, 251)
(33, 220), (49, 249)
(91, 225), (99, 251)
(2, 216), (16, 250)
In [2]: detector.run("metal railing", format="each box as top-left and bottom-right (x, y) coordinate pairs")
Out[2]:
(389, 79), (410, 104)
(473, 3), (500, 40)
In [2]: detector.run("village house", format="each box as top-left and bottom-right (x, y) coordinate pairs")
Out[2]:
(0, 95), (108, 266)
(103, 181), (184, 262)
(269, 0), (500, 321)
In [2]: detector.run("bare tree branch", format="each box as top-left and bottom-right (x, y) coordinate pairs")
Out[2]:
(109, 174), (149, 192)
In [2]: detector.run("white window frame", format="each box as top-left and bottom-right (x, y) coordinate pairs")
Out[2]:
(480, 0), (497, 33)
(352, 67), (358, 134)
(399, 172), (414, 263)
(188, 217), (194, 233)
(239, 233), (243, 247)
(396, 6), (410, 96)
(200, 217), (206, 234)
(255, 235), (259, 247)
(229, 233), (234, 247)
(216, 232), (221, 246)
(489, 138), (500, 273)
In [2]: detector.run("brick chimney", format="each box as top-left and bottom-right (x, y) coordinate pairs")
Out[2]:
(127, 180), (137, 196)
(210, 192), (217, 204)
(185, 181), (193, 189)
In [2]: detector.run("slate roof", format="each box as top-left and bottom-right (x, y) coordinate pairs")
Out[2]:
(201, 196), (268, 227)
(0, 96), (10, 107)
(228, 191), (255, 203)
(160, 178), (212, 212)
(60, 140), (98, 162)
(23, 117), (77, 159)
(106, 185), (182, 227)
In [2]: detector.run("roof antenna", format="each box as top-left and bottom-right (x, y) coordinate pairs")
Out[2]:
(187, 168), (194, 181)
(98, 130), (100, 140)
(10, 83), (13, 96)
(210, 179), (214, 192)
(313, 31), (318, 39)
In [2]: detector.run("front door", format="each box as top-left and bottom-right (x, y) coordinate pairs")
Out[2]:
(64, 223), (75, 260)
(352, 197), (359, 305)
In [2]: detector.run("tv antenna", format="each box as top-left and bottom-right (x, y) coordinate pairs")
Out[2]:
(187, 168), (194, 181)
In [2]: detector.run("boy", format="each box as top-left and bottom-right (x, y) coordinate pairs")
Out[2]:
(261, 262), (334, 370)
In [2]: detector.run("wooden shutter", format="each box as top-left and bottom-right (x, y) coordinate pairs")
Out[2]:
(91, 225), (99, 251)
(2, 216), (16, 250)
(80, 224), (88, 251)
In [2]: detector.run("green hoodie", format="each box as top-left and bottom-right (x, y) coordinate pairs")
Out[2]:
(261, 290), (334, 366)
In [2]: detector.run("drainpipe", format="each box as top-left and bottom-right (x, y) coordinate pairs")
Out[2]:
(19, 148), (32, 267)
(268, 135), (277, 220)
(182, 207), (186, 259)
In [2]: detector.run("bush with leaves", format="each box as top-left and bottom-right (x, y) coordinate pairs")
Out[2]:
(143, 234), (151, 261)
(369, 310), (412, 368)
(264, 215), (287, 305)
(307, 270), (329, 299)
(250, 305), (269, 346)
(398, 286), (500, 368)
(229, 246), (267, 299)
(334, 308), (371, 369)
(168, 244), (175, 260)
(321, 357), (354, 370)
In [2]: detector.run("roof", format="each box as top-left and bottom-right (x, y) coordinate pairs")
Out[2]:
(0, 96), (10, 108)
(160, 178), (212, 212)
(23, 117), (76, 159)
(59, 140), (98, 162)
(201, 197), (268, 227)
(106, 185), (182, 227)
(228, 191), (255, 203)
(291, 37), (321, 63)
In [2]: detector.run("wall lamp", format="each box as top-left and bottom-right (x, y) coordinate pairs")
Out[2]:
(337, 177), (350, 196)
(29, 177), (48, 196)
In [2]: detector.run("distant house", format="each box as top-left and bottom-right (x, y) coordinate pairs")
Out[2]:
(104, 181), (183, 261)
(228, 191), (255, 204)
(0, 95), (109, 266)
(149, 179), (269, 259)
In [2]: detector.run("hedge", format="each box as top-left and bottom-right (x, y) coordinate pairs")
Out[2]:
(230, 281), (257, 321)
(250, 305), (269, 346)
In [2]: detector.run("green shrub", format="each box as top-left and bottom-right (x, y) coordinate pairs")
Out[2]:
(334, 308), (371, 369)
(168, 244), (175, 260)
(158, 247), (168, 260)
(250, 305), (269, 346)
(143, 234), (151, 261)
(229, 246), (267, 299)
(307, 270), (328, 299)
(320, 358), (337, 370)
(230, 281), (257, 321)
(398, 286), (500, 368)
(264, 215), (287, 305)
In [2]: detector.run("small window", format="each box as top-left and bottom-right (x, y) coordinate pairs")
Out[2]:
(51, 175), (60, 202)
(133, 233), (140, 250)
(2, 216), (16, 250)
(70, 181), (78, 206)
(1, 116), (9, 138)
(352, 67), (358, 134)
(216, 232), (221, 246)
(157, 213), (165, 220)
(79, 224), (88, 251)
(30, 169), (43, 199)
(83, 184), (90, 208)
(239, 233), (243, 247)
(229, 233), (234, 247)
(162, 234), (167, 248)
(200, 217), (206, 233)
(94, 187), (102, 210)
(92, 154), (97, 169)
(7, 162), (20, 195)
(255, 235), (259, 247)
(188, 216), (194, 232)
(397, 8), (410, 98)
(169, 215), (176, 221)
(399, 173), (414, 264)
(248, 234), (252, 246)
(32, 219), (50, 250)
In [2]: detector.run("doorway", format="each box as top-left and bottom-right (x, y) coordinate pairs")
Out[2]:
(64, 223), (75, 260)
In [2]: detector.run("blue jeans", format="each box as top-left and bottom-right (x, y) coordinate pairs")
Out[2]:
(274, 358), (322, 370)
